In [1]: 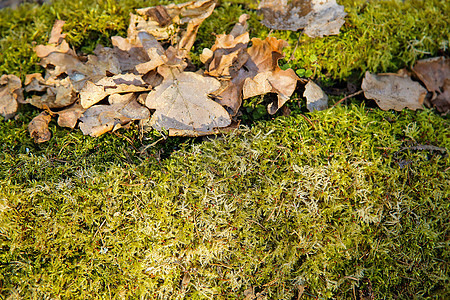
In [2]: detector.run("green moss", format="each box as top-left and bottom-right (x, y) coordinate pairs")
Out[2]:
(279, 0), (450, 79)
(0, 0), (449, 298)
(2, 0), (447, 81)
(1, 105), (449, 298)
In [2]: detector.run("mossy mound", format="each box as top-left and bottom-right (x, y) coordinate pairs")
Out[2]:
(1, 0), (448, 81)
(1, 105), (449, 298)
(0, 0), (449, 299)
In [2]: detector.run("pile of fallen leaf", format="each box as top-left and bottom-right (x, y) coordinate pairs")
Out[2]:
(0, 0), (448, 143)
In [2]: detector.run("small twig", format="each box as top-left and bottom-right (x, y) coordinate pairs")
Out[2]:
(288, 40), (299, 63)
(93, 219), (107, 240)
(300, 114), (315, 129)
(249, 219), (268, 231)
(139, 137), (165, 154)
(264, 198), (279, 222)
(332, 90), (364, 107)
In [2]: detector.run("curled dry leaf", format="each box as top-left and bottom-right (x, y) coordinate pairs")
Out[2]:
(80, 73), (151, 109)
(57, 102), (86, 129)
(25, 75), (76, 109)
(205, 16), (298, 115)
(0, 74), (23, 120)
(412, 56), (450, 113)
(203, 14), (251, 115)
(202, 14), (250, 78)
(362, 71), (427, 111)
(117, 0), (215, 57)
(28, 111), (52, 143)
(48, 20), (67, 44)
(243, 37), (299, 114)
(258, 0), (346, 38)
(79, 97), (150, 137)
(145, 66), (231, 133)
(34, 20), (75, 58)
(303, 80), (328, 112)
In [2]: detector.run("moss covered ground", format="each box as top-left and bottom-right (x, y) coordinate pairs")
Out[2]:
(0, 0), (449, 299)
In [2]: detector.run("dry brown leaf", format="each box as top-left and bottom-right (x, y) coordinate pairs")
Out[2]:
(259, 0), (346, 38)
(28, 111), (52, 143)
(433, 78), (450, 114)
(79, 99), (150, 137)
(34, 40), (76, 58)
(134, 32), (186, 74)
(25, 77), (76, 109)
(174, 0), (216, 58)
(202, 14), (250, 78)
(79, 74), (151, 109)
(208, 31), (298, 115)
(48, 20), (67, 44)
(0, 74), (22, 120)
(39, 51), (87, 80)
(24, 73), (47, 92)
(34, 20), (76, 58)
(412, 56), (450, 113)
(108, 93), (137, 105)
(303, 80), (328, 112)
(57, 102), (86, 129)
(362, 71), (427, 111)
(118, 0), (215, 56)
(243, 37), (299, 114)
(145, 66), (231, 133)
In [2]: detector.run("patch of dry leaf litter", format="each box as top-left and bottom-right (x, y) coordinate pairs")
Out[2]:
(0, 0), (448, 144)
(362, 57), (450, 113)
(258, 0), (347, 37)
(0, 0), (302, 143)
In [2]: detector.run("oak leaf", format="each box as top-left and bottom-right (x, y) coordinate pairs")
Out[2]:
(79, 97), (150, 137)
(412, 56), (450, 113)
(56, 102), (86, 129)
(145, 66), (231, 134)
(79, 73), (151, 109)
(0, 74), (23, 120)
(362, 71), (427, 111)
(242, 37), (299, 114)
(258, 0), (346, 38)
(115, 0), (215, 58)
(28, 111), (52, 143)
(203, 14), (251, 115)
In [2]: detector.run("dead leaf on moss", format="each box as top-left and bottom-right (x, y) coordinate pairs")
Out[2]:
(48, 20), (67, 44)
(34, 20), (75, 58)
(243, 37), (299, 114)
(28, 111), (52, 143)
(202, 14), (251, 115)
(79, 73), (151, 109)
(25, 76), (76, 109)
(121, 0), (215, 55)
(206, 21), (298, 115)
(202, 14), (250, 78)
(433, 79), (450, 114)
(79, 99), (150, 137)
(412, 56), (450, 113)
(362, 71), (427, 111)
(174, 0), (216, 58)
(145, 66), (231, 134)
(304, 80), (328, 112)
(0, 74), (23, 120)
(57, 102), (86, 129)
(258, 0), (346, 38)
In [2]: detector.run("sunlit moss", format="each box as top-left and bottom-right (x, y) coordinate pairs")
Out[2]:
(1, 104), (448, 298)
(0, 0), (449, 298)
